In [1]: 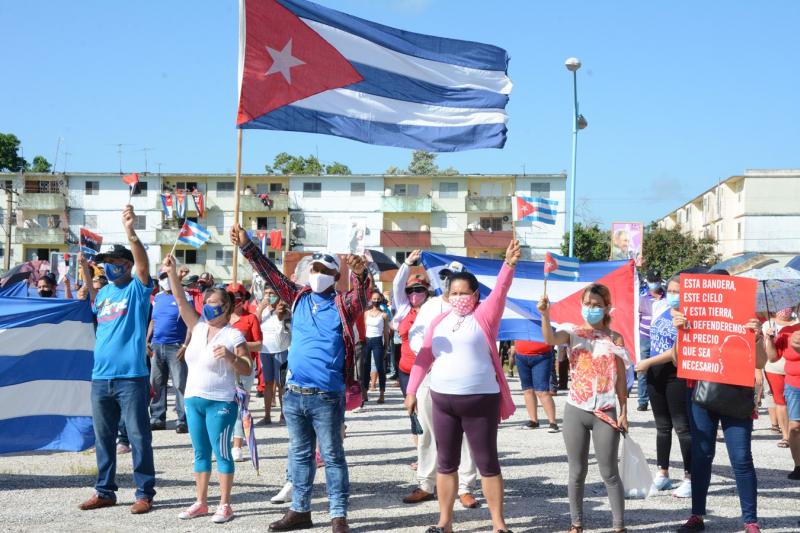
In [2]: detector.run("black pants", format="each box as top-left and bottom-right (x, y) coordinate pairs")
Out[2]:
(647, 365), (691, 473)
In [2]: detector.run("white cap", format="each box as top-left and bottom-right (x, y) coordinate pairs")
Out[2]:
(310, 251), (340, 272)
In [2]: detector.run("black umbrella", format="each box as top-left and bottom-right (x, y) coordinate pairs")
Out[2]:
(365, 249), (399, 272)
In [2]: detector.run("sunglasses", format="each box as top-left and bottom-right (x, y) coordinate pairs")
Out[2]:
(312, 252), (337, 265)
(405, 286), (428, 294)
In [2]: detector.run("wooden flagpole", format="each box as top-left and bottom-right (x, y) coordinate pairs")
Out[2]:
(232, 129), (243, 285)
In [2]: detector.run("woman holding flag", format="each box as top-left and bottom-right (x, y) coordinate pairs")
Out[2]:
(161, 254), (251, 523)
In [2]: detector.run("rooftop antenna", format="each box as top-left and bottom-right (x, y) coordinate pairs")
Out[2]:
(109, 143), (134, 174)
(52, 136), (63, 175)
(63, 150), (72, 174)
(157, 162), (164, 175)
(136, 147), (153, 174)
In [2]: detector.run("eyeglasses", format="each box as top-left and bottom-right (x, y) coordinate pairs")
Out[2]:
(312, 252), (337, 265)
(405, 286), (428, 294)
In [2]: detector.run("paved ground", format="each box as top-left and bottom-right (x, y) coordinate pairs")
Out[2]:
(1, 378), (799, 532)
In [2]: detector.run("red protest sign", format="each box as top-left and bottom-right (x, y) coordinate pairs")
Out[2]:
(676, 274), (757, 387)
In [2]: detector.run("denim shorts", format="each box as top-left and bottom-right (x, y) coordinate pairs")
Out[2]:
(515, 352), (554, 392)
(785, 383), (800, 421)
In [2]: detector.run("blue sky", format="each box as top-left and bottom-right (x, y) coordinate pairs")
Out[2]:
(2, 0), (799, 226)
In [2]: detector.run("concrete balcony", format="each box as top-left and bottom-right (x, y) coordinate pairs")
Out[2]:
(18, 193), (66, 211)
(239, 193), (289, 212)
(380, 230), (432, 248)
(466, 196), (511, 213)
(464, 230), (513, 248)
(381, 196), (432, 213)
(15, 227), (68, 245)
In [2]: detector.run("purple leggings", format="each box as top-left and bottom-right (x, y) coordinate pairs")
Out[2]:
(430, 391), (501, 477)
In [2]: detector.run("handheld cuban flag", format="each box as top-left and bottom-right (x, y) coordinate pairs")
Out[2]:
(0, 298), (96, 453)
(177, 220), (212, 249)
(237, 0), (511, 151)
(175, 190), (187, 219)
(122, 173), (140, 195)
(160, 193), (174, 219)
(513, 196), (558, 225)
(256, 230), (269, 254)
(79, 228), (103, 257)
(545, 251), (579, 281)
(192, 190), (205, 218)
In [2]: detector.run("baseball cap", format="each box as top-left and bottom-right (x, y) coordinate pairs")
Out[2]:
(226, 282), (250, 301)
(182, 274), (199, 287)
(310, 251), (340, 272)
(95, 244), (134, 264)
(438, 260), (466, 280)
(405, 274), (430, 289)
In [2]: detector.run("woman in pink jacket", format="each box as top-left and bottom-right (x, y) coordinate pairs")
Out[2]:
(405, 240), (519, 533)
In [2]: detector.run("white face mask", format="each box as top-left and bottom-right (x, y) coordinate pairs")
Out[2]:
(308, 272), (335, 293)
(159, 277), (170, 292)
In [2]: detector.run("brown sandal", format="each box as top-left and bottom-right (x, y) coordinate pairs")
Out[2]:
(778, 438), (790, 448)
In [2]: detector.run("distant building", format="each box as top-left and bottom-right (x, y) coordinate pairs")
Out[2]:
(658, 169), (800, 260)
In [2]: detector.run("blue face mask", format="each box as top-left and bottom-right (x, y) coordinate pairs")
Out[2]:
(647, 282), (661, 291)
(203, 303), (225, 321)
(667, 293), (680, 309)
(268, 295), (279, 306)
(104, 263), (127, 282)
(581, 305), (606, 325)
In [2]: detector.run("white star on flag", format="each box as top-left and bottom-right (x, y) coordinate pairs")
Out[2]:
(265, 39), (305, 84)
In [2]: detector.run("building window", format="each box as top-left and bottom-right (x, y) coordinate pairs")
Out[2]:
(175, 181), (199, 193)
(480, 217), (503, 231)
(303, 182), (322, 197)
(84, 214), (97, 228)
(395, 251), (410, 264)
(215, 249), (234, 263)
(530, 182), (550, 198)
(350, 182), (366, 196)
(393, 184), (420, 197)
(256, 216), (277, 230)
(85, 181), (100, 196)
(439, 182), (459, 198)
(175, 249), (198, 264)
(737, 222), (742, 239)
(216, 182), (235, 197)
(134, 215), (146, 230)
(270, 183), (283, 193)
(132, 181), (148, 196)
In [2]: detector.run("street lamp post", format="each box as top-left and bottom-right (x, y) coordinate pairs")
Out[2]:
(565, 57), (585, 258)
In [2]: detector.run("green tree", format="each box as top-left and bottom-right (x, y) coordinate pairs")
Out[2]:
(642, 223), (719, 278)
(31, 155), (52, 173)
(386, 150), (460, 176)
(0, 133), (27, 172)
(561, 223), (611, 262)
(265, 152), (350, 175)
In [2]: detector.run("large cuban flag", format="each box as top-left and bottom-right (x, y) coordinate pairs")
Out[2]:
(237, 0), (511, 151)
(0, 297), (95, 453)
(421, 253), (640, 361)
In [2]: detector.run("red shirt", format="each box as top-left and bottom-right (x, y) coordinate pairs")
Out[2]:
(514, 340), (552, 356)
(776, 323), (800, 388)
(398, 308), (419, 374)
(230, 312), (262, 359)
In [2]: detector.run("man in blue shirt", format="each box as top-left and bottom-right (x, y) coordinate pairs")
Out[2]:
(77, 205), (156, 515)
(146, 271), (190, 433)
(636, 269), (666, 411)
(231, 224), (370, 533)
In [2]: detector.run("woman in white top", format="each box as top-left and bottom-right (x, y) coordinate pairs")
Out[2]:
(162, 255), (251, 524)
(256, 287), (291, 425)
(362, 290), (390, 404)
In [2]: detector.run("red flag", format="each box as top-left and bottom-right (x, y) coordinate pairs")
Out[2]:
(544, 251), (558, 275)
(192, 190), (205, 218)
(513, 196), (536, 221)
(269, 229), (283, 250)
(122, 173), (139, 186)
(237, 0), (363, 125)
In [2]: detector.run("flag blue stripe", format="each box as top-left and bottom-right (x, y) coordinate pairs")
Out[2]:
(523, 215), (556, 225)
(0, 298), (93, 329)
(242, 105), (507, 151)
(277, 0), (509, 72)
(347, 62), (509, 109)
(0, 349), (93, 388)
(0, 415), (94, 454)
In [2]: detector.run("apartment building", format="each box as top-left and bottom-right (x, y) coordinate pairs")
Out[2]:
(658, 169), (800, 260)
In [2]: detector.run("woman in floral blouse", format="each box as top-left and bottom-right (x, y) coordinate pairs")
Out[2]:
(540, 283), (631, 533)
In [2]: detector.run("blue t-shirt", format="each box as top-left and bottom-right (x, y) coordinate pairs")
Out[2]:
(92, 275), (154, 380)
(287, 291), (345, 392)
(650, 308), (677, 357)
(151, 291), (189, 345)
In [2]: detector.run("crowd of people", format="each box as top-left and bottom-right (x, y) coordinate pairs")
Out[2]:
(25, 204), (800, 532)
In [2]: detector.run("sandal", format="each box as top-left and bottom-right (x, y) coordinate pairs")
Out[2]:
(771, 424), (782, 433)
(778, 439), (790, 448)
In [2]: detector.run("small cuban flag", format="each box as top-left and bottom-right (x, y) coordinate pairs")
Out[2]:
(177, 220), (211, 248)
(512, 196), (558, 225)
(160, 193), (174, 219)
(544, 251), (579, 281)
(175, 190), (187, 219)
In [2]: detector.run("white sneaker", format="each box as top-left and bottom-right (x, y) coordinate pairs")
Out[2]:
(270, 481), (293, 504)
(231, 447), (245, 462)
(673, 479), (692, 498)
(211, 503), (234, 523)
(652, 474), (672, 491)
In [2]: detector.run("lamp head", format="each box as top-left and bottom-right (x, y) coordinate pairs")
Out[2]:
(565, 57), (582, 72)
(577, 114), (588, 130)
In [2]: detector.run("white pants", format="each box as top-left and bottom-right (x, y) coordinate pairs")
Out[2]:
(417, 374), (478, 495)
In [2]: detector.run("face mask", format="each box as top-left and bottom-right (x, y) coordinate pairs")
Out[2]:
(104, 263), (127, 282)
(203, 303), (225, 321)
(371, 301), (382, 308)
(159, 277), (170, 292)
(581, 305), (606, 325)
(408, 292), (427, 307)
(268, 294), (279, 306)
(309, 272), (335, 293)
(647, 282), (661, 291)
(450, 293), (477, 316)
(667, 293), (680, 309)
(38, 289), (54, 298)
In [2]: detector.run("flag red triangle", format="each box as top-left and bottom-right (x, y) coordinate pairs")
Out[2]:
(122, 173), (139, 186)
(514, 197), (535, 219)
(237, 0), (363, 125)
(544, 252), (557, 274)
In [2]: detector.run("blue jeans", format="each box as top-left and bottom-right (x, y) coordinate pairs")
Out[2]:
(515, 352), (554, 392)
(284, 389), (348, 518)
(91, 377), (156, 501)
(637, 336), (651, 407)
(362, 337), (386, 392)
(688, 391), (757, 524)
(149, 343), (188, 425)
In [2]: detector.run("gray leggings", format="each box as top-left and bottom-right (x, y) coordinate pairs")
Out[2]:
(563, 402), (625, 529)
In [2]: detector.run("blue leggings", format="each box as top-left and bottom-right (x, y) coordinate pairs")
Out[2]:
(185, 396), (238, 474)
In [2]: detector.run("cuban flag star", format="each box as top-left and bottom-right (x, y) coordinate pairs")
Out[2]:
(237, 0), (511, 151)
(513, 196), (558, 225)
(177, 220), (212, 249)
